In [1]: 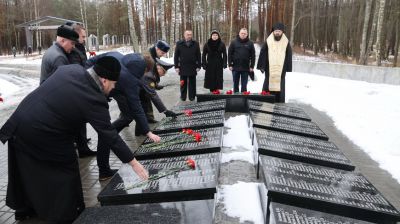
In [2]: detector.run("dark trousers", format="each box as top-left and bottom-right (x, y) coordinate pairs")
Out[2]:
(180, 75), (196, 101)
(232, 71), (249, 92)
(97, 94), (133, 173)
(139, 90), (154, 120)
(75, 124), (88, 151)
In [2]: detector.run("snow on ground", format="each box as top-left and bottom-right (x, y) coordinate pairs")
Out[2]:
(0, 73), (38, 110)
(218, 182), (264, 224)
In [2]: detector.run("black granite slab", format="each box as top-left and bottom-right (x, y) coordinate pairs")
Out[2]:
(248, 100), (311, 121)
(73, 199), (214, 224)
(134, 127), (223, 160)
(268, 202), (374, 224)
(250, 111), (329, 141)
(197, 94), (275, 112)
(259, 155), (400, 223)
(153, 110), (225, 134)
(98, 153), (220, 206)
(171, 99), (226, 115)
(254, 128), (354, 171)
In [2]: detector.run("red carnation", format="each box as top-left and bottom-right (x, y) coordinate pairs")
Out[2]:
(212, 90), (220, 95)
(0, 97), (3, 103)
(193, 132), (202, 142)
(186, 129), (194, 135)
(184, 109), (193, 117)
(180, 80), (185, 87)
(261, 90), (271, 95)
(186, 158), (196, 169)
(226, 90), (233, 95)
(243, 91), (251, 95)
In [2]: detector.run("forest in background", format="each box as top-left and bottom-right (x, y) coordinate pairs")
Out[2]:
(0, 0), (399, 66)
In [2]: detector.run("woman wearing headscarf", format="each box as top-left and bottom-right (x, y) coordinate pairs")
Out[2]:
(202, 30), (227, 92)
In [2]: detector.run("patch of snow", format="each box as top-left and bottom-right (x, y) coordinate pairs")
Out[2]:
(223, 115), (252, 150)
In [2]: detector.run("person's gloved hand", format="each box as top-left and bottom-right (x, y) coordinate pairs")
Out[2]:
(155, 84), (164, 90)
(164, 110), (178, 118)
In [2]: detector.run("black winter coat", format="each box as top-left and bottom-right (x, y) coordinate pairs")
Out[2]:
(174, 40), (201, 77)
(0, 64), (135, 221)
(228, 36), (255, 71)
(68, 43), (87, 66)
(202, 39), (227, 90)
(86, 52), (150, 134)
(40, 42), (70, 84)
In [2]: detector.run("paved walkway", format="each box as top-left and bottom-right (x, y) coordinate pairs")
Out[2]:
(0, 66), (399, 224)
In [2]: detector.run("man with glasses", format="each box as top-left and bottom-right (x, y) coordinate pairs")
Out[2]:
(40, 24), (78, 84)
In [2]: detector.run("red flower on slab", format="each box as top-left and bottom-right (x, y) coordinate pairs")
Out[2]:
(186, 129), (194, 135)
(180, 80), (185, 87)
(186, 158), (196, 169)
(184, 109), (193, 117)
(0, 97), (3, 103)
(193, 132), (202, 142)
(261, 91), (271, 96)
(212, 90), (220, 95)
(226, 90), (233, 95)
(243, 91), (251, 95)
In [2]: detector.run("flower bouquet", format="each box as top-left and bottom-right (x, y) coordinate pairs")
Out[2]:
(260, 90), (271, 96)
(124, 158), (196, 190)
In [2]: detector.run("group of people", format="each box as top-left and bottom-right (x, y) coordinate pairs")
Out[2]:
(0, 21), (292, 223)
(176, 23), (292, 103)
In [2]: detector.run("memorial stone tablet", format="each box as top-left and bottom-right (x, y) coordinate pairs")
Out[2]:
(248, 100), (311, 121)
(196, 94), (275, 112)
(171, 99), (226, 115)
(154, 110), (225, 134)
(98, 153), (220, 206)
(268, 202), (374, 224)
(259, 155), (400, 223)
(135, 127), (224, 160)
(254, 128), (354, 171)
(250, 111), (329, 141)
(73, 199), (214, 224)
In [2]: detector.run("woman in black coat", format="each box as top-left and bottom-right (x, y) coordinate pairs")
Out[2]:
(202, 30), (227, 92)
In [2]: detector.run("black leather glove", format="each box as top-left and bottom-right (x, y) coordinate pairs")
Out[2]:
(155, 84), (164, 90)
(164, 110), (178, 118)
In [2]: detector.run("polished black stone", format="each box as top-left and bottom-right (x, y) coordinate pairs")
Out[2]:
(196, 94), (275, 112)
(268, 202), (374, 224)
(73, 199), (214, 224)
(250, 111), (329, 141)
(254, 128), (354, 171)
(135, 127), (223, 160)
(248, 100), (311, 121)
(171, 99), (226, 115)
(98, 153), (220, 206)
(153, 110), (225, 134)
(259, 155), (400, 223)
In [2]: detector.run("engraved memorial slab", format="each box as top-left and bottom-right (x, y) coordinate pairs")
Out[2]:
(135, 127), (223, 160)
(250, 111), (329, 141)
(153, 110), (225, 134)
(196, 94), (275, 112)
(248, 100), (311, 121)
(171, 99), (226, 115)
(259, 155), (400, 223)
(98, 153), (220, 206)
(73, 199), (215, 224)
(254, 128), (354, 171)
(268, 202), (374, 224)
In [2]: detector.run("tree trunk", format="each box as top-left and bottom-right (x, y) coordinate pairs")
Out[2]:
(393, 18), (399, 67)
(360, 0), (373, 65)
(138, 0), (147, 51)
(375, 0), (386, 66)
(229, 0), (233, 40)
(127, 0), (139, 52)
(290, 0), (297, 47)
(96, 1), (100, 51)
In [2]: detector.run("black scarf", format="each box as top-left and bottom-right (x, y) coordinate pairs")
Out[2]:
(207, 38), (221, 52)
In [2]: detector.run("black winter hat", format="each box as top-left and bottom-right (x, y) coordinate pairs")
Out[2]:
(93, 56), (121, 81)
(155, 58), (174, 71)
(272, 22), (285, 32)
(156, 40), (170, 53)
(57, 25), (79, 42)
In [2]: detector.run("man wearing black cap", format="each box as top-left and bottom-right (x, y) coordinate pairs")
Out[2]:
(40, 24), (79, 84)
(257, 22), (292, 103)
(142, 40), (171, 123)
(0, 56), (149, 223)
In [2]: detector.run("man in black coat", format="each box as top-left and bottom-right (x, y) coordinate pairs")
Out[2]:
(0, 56), (148, 223)
(228, 28), (255, 93)
(174, 30), (201, 101)
(257, 22), (292, 103)
(40, 24), (78, 84)
(141, 40), (170, 123)
(86, 52), (161, 180)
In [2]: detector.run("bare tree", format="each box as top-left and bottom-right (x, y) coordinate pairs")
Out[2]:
(127, 0), (139, 52)
(375, 0), (386, 66)
(359, 0), (373, 65)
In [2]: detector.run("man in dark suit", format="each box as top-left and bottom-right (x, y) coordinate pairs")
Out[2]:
(174, 30), (201, 101)
(0, 56), (148, 223)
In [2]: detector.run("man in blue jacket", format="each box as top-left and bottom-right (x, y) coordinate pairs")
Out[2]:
(86, 52), (162, 180)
